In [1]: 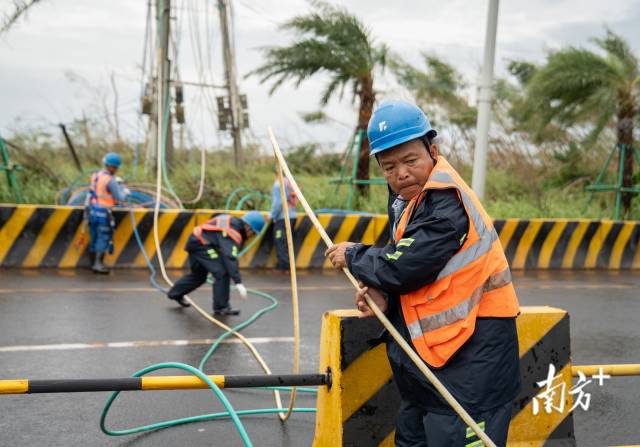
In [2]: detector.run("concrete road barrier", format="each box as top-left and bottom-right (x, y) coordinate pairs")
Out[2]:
(313, 307), (576, 446)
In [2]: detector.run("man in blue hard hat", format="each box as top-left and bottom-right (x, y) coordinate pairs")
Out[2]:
(326, 100), (520, 447)
(167, 211), (265, 316)
(86, 152), (130, 274)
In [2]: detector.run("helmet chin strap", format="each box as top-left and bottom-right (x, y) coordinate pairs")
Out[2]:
(420, 135), (438, 165)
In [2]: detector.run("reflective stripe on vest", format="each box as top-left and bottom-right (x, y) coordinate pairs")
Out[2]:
(90, 171), (116, 208)
(193, 215), (243, 246)
(429, 170), (497, 281)
(406, 268), (512, 339)
(395, 156), (520, 368)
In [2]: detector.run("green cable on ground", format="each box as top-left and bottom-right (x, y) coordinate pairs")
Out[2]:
(198, 287), (277, 371)
(100, 213), (317, 443)
(100, 362), (252, 444)
(103, 116), (314, 442)
(256, 386), (317, 394)
(99, 290), (317, 442)
(201, 221), (319, 394)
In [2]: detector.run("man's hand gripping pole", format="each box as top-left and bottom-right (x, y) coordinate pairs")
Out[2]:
(268, 127), (497, 447)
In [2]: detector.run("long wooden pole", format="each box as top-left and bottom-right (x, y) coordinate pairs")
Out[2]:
(268, 127), (496, 447)
(275, 146), (300, 421)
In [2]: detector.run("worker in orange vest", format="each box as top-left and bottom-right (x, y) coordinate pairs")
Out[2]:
(86, 152), (130, 274)
(326, 100), (521, 447)
(167, 212), (265, 315)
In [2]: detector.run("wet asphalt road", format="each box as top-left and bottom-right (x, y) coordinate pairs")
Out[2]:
(0, 269), (638, 447)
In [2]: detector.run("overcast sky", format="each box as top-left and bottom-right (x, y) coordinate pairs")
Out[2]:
(1, 0), (639, 154)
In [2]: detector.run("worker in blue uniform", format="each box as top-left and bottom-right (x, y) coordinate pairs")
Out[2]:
(167, 211), (265, 316)
(86, 152), (130, 274)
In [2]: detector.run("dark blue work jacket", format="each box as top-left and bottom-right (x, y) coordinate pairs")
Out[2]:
(346, 186), (521, 414)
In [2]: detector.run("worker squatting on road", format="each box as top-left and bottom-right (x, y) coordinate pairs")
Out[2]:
(85, 152), (130, 274)
(270, 171), (298, 273)
(166, 212), (266, 316)
(326, 100), (521, 447)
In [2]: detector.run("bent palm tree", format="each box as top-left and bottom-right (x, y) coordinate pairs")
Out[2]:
(250, 1), (387, 192)
(523, 30), (639, 216)
(391, 54), (476, 130)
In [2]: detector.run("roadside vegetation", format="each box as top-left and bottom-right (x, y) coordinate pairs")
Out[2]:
(0, 135), (635, 219)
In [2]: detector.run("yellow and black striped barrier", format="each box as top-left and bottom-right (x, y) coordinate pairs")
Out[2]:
(1, 205), (639, 270)
(312, 307), (577, 447)
(313, 310), (399, 446)
(494, 218), (640, 270)
(0, 373), (330, 394)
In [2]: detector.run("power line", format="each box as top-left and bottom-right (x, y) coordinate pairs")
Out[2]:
(234, 0), (279, 26)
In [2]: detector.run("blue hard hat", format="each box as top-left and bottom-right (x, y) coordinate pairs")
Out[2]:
(367, 100), (436, 156)
(241, 211), (265, 235)
(103, 152), (121, 168)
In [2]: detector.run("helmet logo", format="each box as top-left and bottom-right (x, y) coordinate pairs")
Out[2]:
(378, 121), (387, 132)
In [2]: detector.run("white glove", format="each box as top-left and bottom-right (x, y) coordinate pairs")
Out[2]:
(236, 283), (248, 299)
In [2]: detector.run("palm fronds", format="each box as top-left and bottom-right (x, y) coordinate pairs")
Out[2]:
(1, 0), (42, 35)
(248, 1), (386, 104)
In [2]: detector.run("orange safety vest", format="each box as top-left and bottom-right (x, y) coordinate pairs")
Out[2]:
(193, 215), (243, 246)
(90, 170), (116, 208)
(395, 156), (520, 368)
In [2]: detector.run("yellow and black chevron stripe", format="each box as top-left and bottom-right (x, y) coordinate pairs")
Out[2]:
(314, 310), (398, 447)
(0, 205), (391, 269)
(314, 307), (576, 446)
(0, 205), (202, 269)
(339, 315), (398, 446)
(495, 219), (640, 269)
(244, 213), (389, 270)
(1, 205), (639, 270)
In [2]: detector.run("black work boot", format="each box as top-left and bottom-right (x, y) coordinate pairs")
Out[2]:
(92, 252), (110, 274)
(88, 251), (96, 268)
(168, 294), (191, 308)
(213, 307), (240, 316)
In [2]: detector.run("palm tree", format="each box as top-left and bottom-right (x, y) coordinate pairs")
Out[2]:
(250, 1), (387, 192)
(522, 30), (639, 216)
(390, 54), (479, 161)
(391, 54), (476, 130)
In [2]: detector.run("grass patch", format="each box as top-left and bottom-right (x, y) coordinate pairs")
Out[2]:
(0, 144), (637, 220)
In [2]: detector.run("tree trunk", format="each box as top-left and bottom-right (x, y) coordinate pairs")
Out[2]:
(356, 76), (375, 195)
(616, 104), (635, 217)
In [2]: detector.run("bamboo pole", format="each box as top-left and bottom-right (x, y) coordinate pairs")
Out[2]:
(275, 145), (300, 421)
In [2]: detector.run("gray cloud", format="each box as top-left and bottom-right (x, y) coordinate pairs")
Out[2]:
(1, 0), (638, 152)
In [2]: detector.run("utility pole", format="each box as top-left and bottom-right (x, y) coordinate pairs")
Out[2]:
(471, 0), (499, 200)
(218, 0), (243, 167)
(148, 0), (173, 168)
(158, 0), (173, 167)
